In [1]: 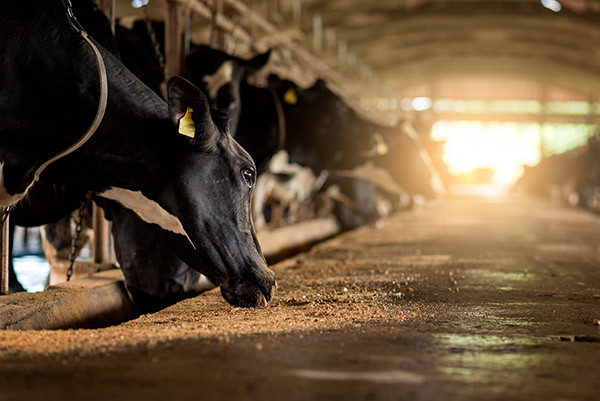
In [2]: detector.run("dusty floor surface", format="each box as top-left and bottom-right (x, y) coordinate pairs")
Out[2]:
(1, 196), (599, 401)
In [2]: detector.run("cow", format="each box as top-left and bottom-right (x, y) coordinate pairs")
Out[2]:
(0, 0), (275, 308)
(113, 19), (271, 135)
(236, 75), (399, 231)
(266, 75), (383, 173)
(514, 135), (600, 211)
(320, 163), (409, 231)
(186, 45), (271, 135)
(252, 150), (318, 229)
(103, 20), (270, 309)
(114, 20), (165, 97)
(234, 80), (283, 173)
(373, 122), (445, 203)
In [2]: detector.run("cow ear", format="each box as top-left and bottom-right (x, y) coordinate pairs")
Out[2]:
(312, 78), (327, 90)
(167, 77), (216, 148)
(268, 75), (300, 105)
(244, 50), (271, 77)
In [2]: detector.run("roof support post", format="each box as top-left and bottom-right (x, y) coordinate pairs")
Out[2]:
(92, 205), (113, 265)
(312, 14), (322, 52)
(166, 0), (183, 78)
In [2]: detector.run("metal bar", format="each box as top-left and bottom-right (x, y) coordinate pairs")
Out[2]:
(1, 210), (9, 295)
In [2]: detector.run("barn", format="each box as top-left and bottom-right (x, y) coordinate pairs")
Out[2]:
(1, 0), (599, 399)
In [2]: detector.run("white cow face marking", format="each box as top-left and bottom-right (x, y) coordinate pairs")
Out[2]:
(202, 61), (234, 102)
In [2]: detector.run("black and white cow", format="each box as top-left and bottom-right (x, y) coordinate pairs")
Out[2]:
(514, 135), (600, 211)
(113, 19), (271, 135)
(89, 22), (270, 309)
(235, 79), (284, 173)
(373, 122), (444, 203)
(267, 76), (382, 173)
(236, 75), (393, 229)
(0, 0), (275, 308)
(186, 45), (271, 135)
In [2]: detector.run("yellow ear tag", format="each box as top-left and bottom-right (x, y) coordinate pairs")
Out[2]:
(178, 107), (196, 138)
(375, 134), (389, 155)
(283, 88), (298, 105)
(377, 141), (389, 156)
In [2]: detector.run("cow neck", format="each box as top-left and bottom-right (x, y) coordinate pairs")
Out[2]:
(32, 0), (108, 185)
(0, 2), (109, 208)
(269, 87), (287, 153)
(34, 31), (108, 186)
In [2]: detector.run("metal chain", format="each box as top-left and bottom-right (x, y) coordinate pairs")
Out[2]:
(66, 199), (88, 282)
(142, 7), (168, 80)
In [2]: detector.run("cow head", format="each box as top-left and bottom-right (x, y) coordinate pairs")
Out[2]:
(0, 0), (274, 308)
(167, 76), (275, 307)
(186, 46), (271, 136)
(99, 77), (275, 308)
(374, 126), (438, 200)
(268, 76), (382, 172)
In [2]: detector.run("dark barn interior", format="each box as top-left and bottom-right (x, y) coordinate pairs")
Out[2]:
(1, 0), (600, 400)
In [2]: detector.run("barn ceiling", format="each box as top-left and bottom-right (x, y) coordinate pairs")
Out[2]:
(297, 0), (600, 98)
(113, 0), (600, 102)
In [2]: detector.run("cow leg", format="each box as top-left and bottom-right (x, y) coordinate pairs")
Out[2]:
(270, 204), (284, 228)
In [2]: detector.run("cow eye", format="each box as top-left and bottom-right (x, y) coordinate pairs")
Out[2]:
(241, 168), (255, 189)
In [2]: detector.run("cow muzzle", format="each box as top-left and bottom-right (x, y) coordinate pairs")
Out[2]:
(220, 266), (277, 308)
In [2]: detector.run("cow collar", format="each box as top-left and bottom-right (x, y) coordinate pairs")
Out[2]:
(34, 0), (108, 185)
(269, 88), (287, 152)
(0, 1), (109, 208)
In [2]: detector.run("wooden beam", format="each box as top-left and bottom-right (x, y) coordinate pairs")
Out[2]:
(165, 0), (183, 78)
(359, 41), (600, 77)
(292, 0), (302, 31)
(256, 29), (302, 48)
(174, 0), (254, 46)
(430, 112), (598, 124)
(92, 205), (112, 265)
(0, 270), (137, 330)
(174, 0), (356, 93)
(379, 56), (600, 96)
(183, 5), (193, 64)
(312, 13), (322, 52)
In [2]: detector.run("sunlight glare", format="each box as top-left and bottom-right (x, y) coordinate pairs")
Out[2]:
(432, 121), (541, 187)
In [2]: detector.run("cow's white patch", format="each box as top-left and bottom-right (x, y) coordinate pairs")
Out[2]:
(196, 275), (216, 292)
(100, 187), (195, 249)
(0, 163), (28, 207)
(203, 61), (233, 101)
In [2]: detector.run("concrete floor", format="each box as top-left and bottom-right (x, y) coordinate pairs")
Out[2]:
(0, 196), (599, 401)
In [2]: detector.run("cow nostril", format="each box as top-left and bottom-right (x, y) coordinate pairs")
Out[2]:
(260, 294), (268, 308)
